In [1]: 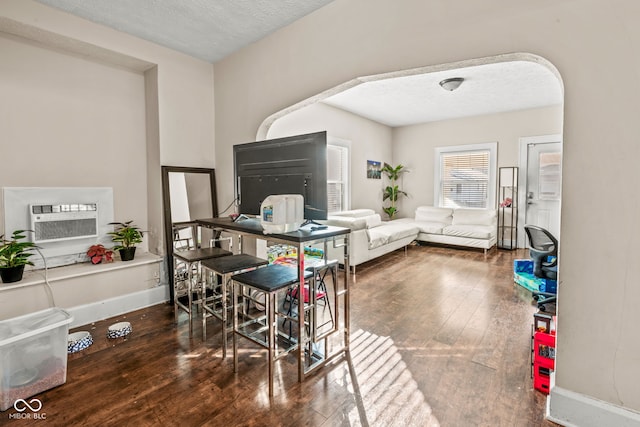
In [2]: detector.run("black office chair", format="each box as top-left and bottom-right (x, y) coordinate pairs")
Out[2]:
(524, 225), (558, 311)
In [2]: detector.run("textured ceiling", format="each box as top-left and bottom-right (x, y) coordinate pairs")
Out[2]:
(29, 1), (562, 126)
(322, 61), (563, 127)
(34, 0), (335, 63)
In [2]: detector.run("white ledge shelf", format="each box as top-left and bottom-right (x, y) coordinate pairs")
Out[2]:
(0, 252), (163, 292)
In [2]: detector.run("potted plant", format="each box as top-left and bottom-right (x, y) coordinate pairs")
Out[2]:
(108, 221), (144, 261)
(86, 244), (114, 265)
(382, 163), (408, 219)
(0, 230), (37, 283)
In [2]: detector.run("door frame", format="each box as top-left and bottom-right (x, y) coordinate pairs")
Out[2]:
(518, 134), (563, 248)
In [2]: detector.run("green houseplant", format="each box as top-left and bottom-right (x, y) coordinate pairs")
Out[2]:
(0, 230), (37, 283)
(108, 221), (144, 261)
(381, 163), (408, 219)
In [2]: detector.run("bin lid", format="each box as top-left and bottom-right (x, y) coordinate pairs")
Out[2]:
(0, 308), (73, 347)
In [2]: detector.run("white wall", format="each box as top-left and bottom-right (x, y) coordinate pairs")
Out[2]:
(1, 0), (216, 254)
(0, 35), (147, 236)
(394, 106), (563, 216)
(266, 102), (392, 214)
(212, 0), (640, 423)
(0, 1), (215, 319)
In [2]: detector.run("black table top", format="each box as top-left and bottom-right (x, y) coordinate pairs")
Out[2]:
(232, 264), (314, 291)
(197, 216), (350, 243)
(200, 254), (268, 274)
(172, 247), (232, 262)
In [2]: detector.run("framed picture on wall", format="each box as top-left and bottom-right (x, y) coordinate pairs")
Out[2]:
(367, 160), (381, 179)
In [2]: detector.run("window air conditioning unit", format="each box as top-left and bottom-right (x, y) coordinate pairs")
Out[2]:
(30, 203), (99, 243)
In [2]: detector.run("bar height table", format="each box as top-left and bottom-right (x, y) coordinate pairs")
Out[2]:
(197, 216), (350, 381)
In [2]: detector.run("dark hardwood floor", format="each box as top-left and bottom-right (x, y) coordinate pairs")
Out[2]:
(4, 244), (559, 426)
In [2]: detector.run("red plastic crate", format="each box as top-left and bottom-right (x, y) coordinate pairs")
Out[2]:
(533, 364), (552, 394)
(533, 331), (556, 394)
(534, 331), (556, 368)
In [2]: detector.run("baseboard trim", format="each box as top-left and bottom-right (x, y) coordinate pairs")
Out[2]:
(549, 386), (640, 427)
(67, 285), (170, 328)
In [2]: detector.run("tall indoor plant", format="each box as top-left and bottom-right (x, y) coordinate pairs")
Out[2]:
(0, 230), (37, 283)
(108, 221), (144, 261)
(382, 163), (408, 219)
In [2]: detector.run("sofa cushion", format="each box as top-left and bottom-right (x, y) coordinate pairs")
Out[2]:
(411, 221), (447, 235)
(324, 216), (367, 231)
(443, 224), (495, 240)
(393, 217), (446, 235)
(331, 209), (376, 218)
(366, 227), (389, 249)
(364, 213), (382, 228)
(391, 223), (421, 241)
(372, 222), (419, 243)
(452, 208), (496, 226)
(415, 206), (453, 224)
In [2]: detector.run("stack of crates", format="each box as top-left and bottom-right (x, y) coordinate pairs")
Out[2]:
(533, 330), (556, 394)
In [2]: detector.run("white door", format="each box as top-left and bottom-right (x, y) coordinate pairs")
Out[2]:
(525, 141), (562, 240)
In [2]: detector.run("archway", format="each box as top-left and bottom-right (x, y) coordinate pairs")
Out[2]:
(258, 53), (564, 248)
(257, 53), (563, 140)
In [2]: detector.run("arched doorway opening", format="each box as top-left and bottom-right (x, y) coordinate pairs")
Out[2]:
(257, 53), (564, 249)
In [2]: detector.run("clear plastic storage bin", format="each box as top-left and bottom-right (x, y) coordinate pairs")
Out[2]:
(0, 308), (73, 411)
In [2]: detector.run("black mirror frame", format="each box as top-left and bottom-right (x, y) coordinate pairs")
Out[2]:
(161, 166), (218, 303)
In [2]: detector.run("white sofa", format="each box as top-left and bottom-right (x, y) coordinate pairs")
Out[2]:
(396, 206), (497, 253)
(322, 206), (497, 272)
(322, 209), (419, 272)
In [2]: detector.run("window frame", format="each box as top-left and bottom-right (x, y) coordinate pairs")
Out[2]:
(434, 142), (497, 209)
(327, 137), (350, 213)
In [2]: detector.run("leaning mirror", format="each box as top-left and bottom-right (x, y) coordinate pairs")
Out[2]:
(161, 166), (218, 303)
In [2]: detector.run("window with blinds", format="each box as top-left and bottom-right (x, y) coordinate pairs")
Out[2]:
(435, 143), (497, 209)
(327, 144), (349, 213)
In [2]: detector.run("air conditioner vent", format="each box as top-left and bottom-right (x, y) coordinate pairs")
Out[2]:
(30, 203), (99, 243)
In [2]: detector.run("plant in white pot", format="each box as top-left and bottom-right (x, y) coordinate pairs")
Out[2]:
(0, 230), (37, 283)
(108, 221), (144, 261)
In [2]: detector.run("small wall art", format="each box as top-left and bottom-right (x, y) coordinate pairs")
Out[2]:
(367, 160), (381, 179)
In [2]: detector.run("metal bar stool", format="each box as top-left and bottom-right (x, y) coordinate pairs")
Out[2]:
(309, 259), (340, 341)
(200, 254), (268, 356)
(283, 259), (339, 342)
(173, 247), (232, 336)
(231, 264), (313, 397)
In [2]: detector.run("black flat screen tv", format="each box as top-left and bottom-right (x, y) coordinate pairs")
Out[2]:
(233, 131), (327, 221)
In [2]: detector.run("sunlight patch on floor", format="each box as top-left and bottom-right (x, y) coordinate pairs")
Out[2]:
(339, 329), (441, 427)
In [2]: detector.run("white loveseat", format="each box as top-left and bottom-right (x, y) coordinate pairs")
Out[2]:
(396, 206), (497, 253)
(322, 206), (497, 273)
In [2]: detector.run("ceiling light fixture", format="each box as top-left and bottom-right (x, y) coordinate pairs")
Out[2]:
(439, 77), (464, 91)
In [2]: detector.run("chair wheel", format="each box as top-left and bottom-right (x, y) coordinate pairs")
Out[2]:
(538, 304), (546, 311)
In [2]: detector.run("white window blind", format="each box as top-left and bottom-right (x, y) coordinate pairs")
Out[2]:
(435, 143), (496, 209)
(327, 143), (348, 213)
